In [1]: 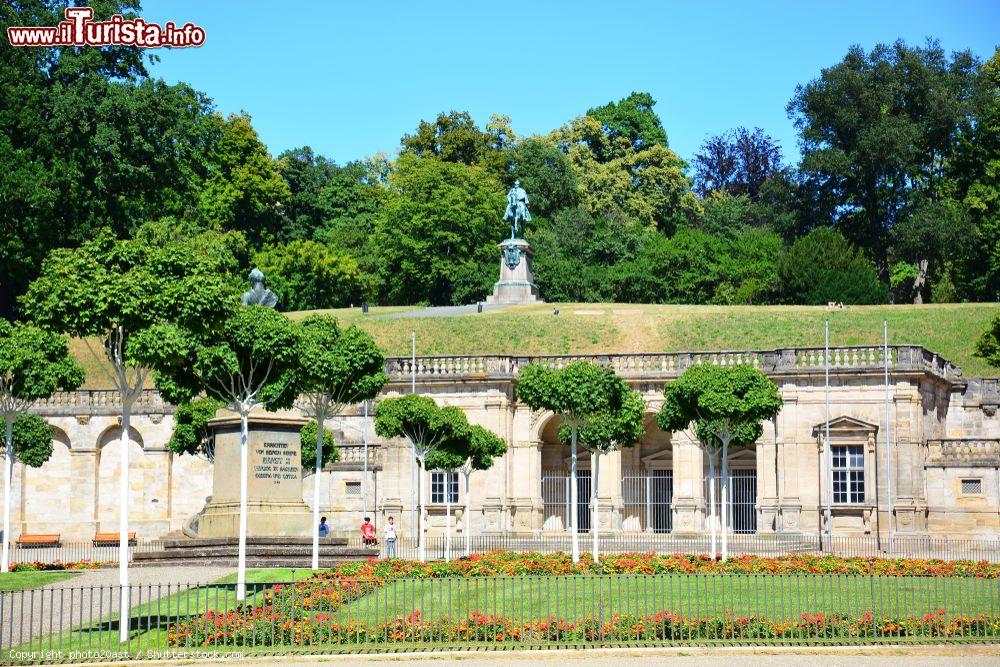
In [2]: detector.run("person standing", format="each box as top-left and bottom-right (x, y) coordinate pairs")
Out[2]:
(361, 517), (377, 547)
(318, 516), (330, 538)
(384, 516), (397, 558)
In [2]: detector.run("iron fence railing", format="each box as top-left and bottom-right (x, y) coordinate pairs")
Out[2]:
(7, 534), (1000, 567)
(2, 572), (999, 660)
(338, 533), (1000, 563)
(6, 541), (163, 566)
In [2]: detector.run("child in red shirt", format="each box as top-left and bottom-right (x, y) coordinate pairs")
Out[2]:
(361, 517), (378, 547)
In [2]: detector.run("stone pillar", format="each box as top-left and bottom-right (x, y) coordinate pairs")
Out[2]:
(485, 239), (542, 305)
(892, 392), (920, 534)
(198, 414), (312, 538)
(670, 432), (703, 535)
(757, 423), (778, 533)
(777, 394), (802, 533)
(596, 449), (621, 532)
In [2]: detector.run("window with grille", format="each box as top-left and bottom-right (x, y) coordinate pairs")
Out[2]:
(831, 444), (865, 504)
(431, 471), (458, 504)
(961, 478), (983, 495)
(345, 481), (361, 496)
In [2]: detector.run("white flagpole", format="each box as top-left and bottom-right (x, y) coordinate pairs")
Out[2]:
(410, 332), (416, 543)
(824, 320), (832, 550)
(883, 320), (894, 554)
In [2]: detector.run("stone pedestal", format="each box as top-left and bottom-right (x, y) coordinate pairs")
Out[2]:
(198, 414), (313, 538)
(485, 238), (542, 305)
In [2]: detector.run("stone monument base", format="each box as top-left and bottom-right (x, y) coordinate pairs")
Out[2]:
(485, 238), (542, 305)
(133, 537), (373, 567)
(197, 414), (313, 538)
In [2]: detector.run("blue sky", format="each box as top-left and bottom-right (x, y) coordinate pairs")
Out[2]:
(141, 0), (998, 167)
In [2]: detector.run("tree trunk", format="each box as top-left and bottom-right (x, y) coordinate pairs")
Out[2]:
(592, 451), (600, 563)
(118, 398), (133, 641)
(570, 426), (579, 563)
(2, 415), (13, 573)
(721, 437), (730, 563)
(913, 259), (928, 304)
(311, 408), (325, 571)
(464, 470), (471, 557)
(237, 410), (249, 602)
(418, 456), (426, 562)
(708, 452), (717, 560)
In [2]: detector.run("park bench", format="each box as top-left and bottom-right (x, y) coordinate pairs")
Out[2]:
(93, 532), (137, 546)
(15, 533), (61, 548)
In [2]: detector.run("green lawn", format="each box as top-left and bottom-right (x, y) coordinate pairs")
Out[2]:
(70, 303), (1000, 387)
(334, 574), (999, 624)
(0, 571), (80, 592)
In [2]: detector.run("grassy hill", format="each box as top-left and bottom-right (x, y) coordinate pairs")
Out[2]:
(68, 303), (1000, 388)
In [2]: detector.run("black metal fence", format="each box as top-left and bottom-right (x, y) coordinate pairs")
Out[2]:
(6, 542), (163, 567)
(2, 573), (998, 661)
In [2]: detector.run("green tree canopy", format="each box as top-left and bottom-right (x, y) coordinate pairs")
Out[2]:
(300, 420), (339, 468)
(374, 154), (504, 305)
(167, 397), (223, 458)
(789, 40), (980, 275)
(0, 320), (84, 410)
(778, 227), (887, 305)
(373, 394), (470, 460)
(586, 91), (669, 155)
(253, 240), (362, 311)
(503, 137), (579, 219)
(975, 315), (1000, 369)
(516, 361), (627, 425)
(10, 414), (54, 469)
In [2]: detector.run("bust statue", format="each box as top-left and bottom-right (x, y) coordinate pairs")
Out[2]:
(241, 268), (278, 308)
(503, 180), (531, 239)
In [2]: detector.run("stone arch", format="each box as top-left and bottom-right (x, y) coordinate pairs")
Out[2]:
(22, 425), (72, 534)
(95, 424), (146, 529)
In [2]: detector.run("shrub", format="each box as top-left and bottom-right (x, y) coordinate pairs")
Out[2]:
(779, 227), (887, 304)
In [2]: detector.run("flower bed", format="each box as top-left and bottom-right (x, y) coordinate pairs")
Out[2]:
(329, 551), (1000, 579)
(10, 560), (105, 572)
(167, 609), (1000, 647)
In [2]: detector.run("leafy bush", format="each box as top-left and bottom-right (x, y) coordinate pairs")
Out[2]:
(779, 227), (887, 304)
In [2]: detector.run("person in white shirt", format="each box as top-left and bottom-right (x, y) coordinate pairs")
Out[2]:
(384, 516), (397, 558)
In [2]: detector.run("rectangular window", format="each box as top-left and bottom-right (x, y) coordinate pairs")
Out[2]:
(431, 471), (459, 504)
(831, 444), (865, 504)
(961, 478), (983, 495)
(345, 481), (361, 496)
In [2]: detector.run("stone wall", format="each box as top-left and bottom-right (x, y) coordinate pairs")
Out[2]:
(3, 346), (998, 541)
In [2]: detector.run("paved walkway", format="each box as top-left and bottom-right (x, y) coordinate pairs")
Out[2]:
(1, 566), (232, 649)
(54, 645), (1000, 667)
(384, 304), (510, 318)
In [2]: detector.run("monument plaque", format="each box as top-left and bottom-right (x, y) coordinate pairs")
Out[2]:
(198, 414), (313, 537)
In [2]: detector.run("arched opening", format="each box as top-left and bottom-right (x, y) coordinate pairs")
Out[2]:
(538, 416), (591, 533)
(704, 447), (758, 534)
(96, 426), (145, 530)
(620, 413), (674, 533)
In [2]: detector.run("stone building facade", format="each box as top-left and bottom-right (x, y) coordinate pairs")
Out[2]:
(4, 345), (999, 541)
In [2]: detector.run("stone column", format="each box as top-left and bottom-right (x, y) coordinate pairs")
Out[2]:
(596, 449), (622, 532)
(756, 421), (778, 533)
(892, 392), (921, 534)
(777, 394), (802, 533)
(670, 432), (703, 535)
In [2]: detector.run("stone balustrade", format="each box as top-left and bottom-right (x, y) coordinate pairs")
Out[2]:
(332, 444), (382, 470)
(30, 345), (967, 416)
(926, 439), (1000, 467)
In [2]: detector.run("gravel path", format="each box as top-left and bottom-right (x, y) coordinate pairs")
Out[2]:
(0, 566), (233, 649)
(384, 304), (510, 318)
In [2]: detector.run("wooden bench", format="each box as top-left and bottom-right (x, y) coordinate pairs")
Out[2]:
(15, 533), (61, 548)
(93, 532), (137, 547)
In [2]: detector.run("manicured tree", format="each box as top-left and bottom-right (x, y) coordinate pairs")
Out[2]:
(658, 364), (782, 561)
(562, 388), (645, 563)
(374, 395), (470, 562)
(458, 425), (507, 557)
(516, 362), (628, 563)
(296, 315), (387, 570)
(167, 398), (225, 459)
(975, 315), (1000, 369)
(21, 229), (236, 638)
(0, 321), (84, 572)
(132, 306), (301, 600)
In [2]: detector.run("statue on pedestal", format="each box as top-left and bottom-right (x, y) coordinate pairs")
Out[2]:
(503, 180), (531, 239)
(241, 268), (278, 308)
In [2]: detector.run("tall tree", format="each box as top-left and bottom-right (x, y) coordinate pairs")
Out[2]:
(275, 146), (339, 240)
(779, 227), (887, 305)
(296, 315), (387, 569)
(20, 228), (236, 635)
(789, 40), (980, 276)
(132, 305), (301, 599)
(374, 394), (471, 562)
(374, 154), (504, 305)
(503, 137), (579, 219)
(253, 240), (363, 311)
(561, 389), (644, 562)
(975, 315), (1000, 369)
(586, 91), (669, 156)
(0, 321), (84, 572)
(657, 364), (782, 561)
(693, 127), (785, 199)
(516, 361), (629, 563)
(198, 113), (290, 244)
